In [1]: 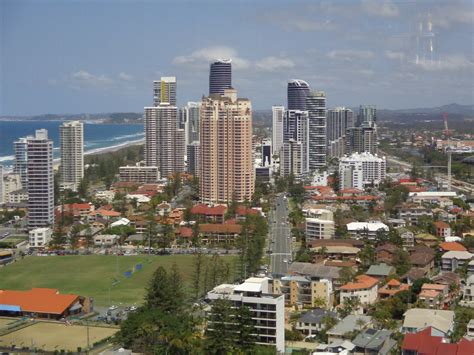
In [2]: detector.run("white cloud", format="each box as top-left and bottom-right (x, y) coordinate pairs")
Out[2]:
(284, 19), (336, 32)
(172, 46), (250, 70)
(431, 4), (474, 28)
(71, 70), (113, 87)
(327, 50), (375, 61)
(362, 0), (399, 18)
(255, 56), (295, 72)
(413, 55), (474, 72)
(118, 72), (133, 81)
(385, 50), (405, 60)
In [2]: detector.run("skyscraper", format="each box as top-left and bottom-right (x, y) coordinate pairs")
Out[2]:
(13, 136), (30, 187)
(281, 110), (309, 178)
(287, 79), (310, 110)
(209, 59), (232, 95)
(327, 107), (354, 158)
(60, 121), (84, 191)
(144, 105), (185, 179)
(153, 77), (177, 106)
(183, 101), (201, 145)
(272, 106), (285, 158)
(27, 129), (54, 228)
(358, 105), (376, 126)
(186, 141), (200, 177)
(307, 91), (327, 170)
(199, 88), (254, 203)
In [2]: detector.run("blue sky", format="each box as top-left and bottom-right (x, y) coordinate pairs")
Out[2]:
(1, 0), (473, 115)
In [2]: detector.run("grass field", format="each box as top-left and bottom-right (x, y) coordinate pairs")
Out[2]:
(0, 318), (14, 329)
(0, 255), (237, 307)
(0, 322), (117, 351)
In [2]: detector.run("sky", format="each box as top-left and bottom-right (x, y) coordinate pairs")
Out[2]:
(1, 0), (473, 115)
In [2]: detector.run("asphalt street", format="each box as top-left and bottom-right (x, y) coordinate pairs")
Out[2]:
(270, 194), (291, 276)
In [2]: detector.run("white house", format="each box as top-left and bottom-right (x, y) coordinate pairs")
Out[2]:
(346, 221), (389, 240)
(441, 251), (474, 272)
(339, 275), (379, 313)
(94, 234), (119, 247)
(29, 227), (52, 248)
(402, 308), (455, 337)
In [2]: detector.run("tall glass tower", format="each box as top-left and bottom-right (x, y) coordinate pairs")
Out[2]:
(209, 59), (232, 95)
(287, 79), (310, 110)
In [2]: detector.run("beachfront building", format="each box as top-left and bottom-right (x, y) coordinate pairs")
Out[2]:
(339, 152), (386, 190)
(60, 121), (84, 191)
(119, 165), (159, 183)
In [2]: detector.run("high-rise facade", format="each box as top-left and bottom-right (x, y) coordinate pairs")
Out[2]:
(307, 91), (327, 170)
(209, 60), (232, 95)
(183, 101), (200, 145)
(287, 79), (310, 111)
(339, 152), (386, 190)
(199, 89), (254, 203)
(13, 136), (30, 187)
(271, 106), (285, 158)
(281, 110), (309, 178)
(144, 105), (185, 179)
(27, 129), (54, 228)
(60, 121), (84, 191)
(346, 105), (378, 155)
(186, 141), (200, 177)
(153, 77), (177, 106)
(327, 107), (354, 158)
(358, 105), (376, 126)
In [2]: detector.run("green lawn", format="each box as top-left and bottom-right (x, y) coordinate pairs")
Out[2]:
(0, 255), (236, 307)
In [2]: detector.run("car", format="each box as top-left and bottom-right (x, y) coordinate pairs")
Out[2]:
(108, 305), (118, 311)
(129, 306), (137, 311)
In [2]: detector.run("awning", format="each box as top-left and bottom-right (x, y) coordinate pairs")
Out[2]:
(69, 303), (82, 312)
(0, 304), (21, 312)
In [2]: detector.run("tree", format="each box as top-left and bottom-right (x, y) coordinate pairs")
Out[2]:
(192, 252), (204, 300)
(145, 265), (185, 314)
(78, 178), (89, 199)
(205, 298), (237, 354)
(393, 249), (411, 276)
(339, 266), (355, 285)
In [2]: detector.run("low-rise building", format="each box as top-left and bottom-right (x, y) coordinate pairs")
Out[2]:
(7, 189), (28, 203)
(29, 227), (52, 248)
(434, 221), (451, 238)
(418, 283), (449, 309)
(366, 263), (395, 280)
(119, 165), (159, 183)
(402, 308), (455, 337)
(190, 204), (227, 223)
(305, 209), (335, 240)
(295, 308), (337, 336)
(287, 262), (342, 287)
(199, 223), (242, 245)
(460, 275), (474, 308)
(206, 277), (285, 353)
(398, 228), (415, 249)
(94, 234), (119, 247)
(402, 327), (474, 355)
(441, 251), (474, 272)
(340, 275), (379, 312)
(346, 221), (389, 240)
(272, 276), (333, 308)
(410, 246), (435, 274)
(327, 315), (372, 343)
(399, 205), (433, 225)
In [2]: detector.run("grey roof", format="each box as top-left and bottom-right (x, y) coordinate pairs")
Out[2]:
(126, 234), (145, 242)
(327, 315), (372, 336)
(298, 308), (337, 325)
(402, 309), (454, 334)
(352, 329), (393, 351)
(288, 262), (341, 279)
(366, 263), (395, 277)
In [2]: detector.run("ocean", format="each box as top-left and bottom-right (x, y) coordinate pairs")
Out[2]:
(0, 120), (144, 168)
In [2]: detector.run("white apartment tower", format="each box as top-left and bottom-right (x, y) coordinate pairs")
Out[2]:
(60, 121), (84, 191)
(307, 91), (327, 170)
(27, 129), (54, 228)
(144, 105), (185, 179)
(281, 110), (309, 178)
(339, 152), (386, 190)
(271, 105), (285, 158)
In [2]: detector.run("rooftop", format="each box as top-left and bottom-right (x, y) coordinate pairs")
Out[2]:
(340, 275), (379, 291)
(328, 315), (372, 336)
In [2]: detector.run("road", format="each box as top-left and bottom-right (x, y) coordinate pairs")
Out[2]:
(270, 194), (292, 276)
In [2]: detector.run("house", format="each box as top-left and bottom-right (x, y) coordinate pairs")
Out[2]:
(441, 250), (474, 272)
(434, 221), (451, 238)
(29, 228), (52, 248)
(175, 226), (193, 244)
(378, 279), (410, 299)
(399, 205), (433, 225)
(295, 308), (338, 336)
(439, 241), (466, 253)
(314, 340), (355, 354)
(418, 284), (449, 309)
(376, 243), (398, 264)
(388, 218), (406, 228)
(110, 218), (130, 227)
(311, 245), (360, 261)
(431, 272), (461, 290)
(352, 328), (396, 355)
(402, 327), (474, 355)
(410, 246), (435, 274)
(327, 315), (372, 343)
(366, 263), (395, 280)
(401, 268), (428, 285)
(346, 221), (389, 240)
(94, 234), (119, 247)
(415, 233), (438, 247)
(235, 205), (260, 221)
(287, 262), (342, 286)
(467, 319), (474, 338)
(402, 308), (455, 337)
(398, 228), (415, 249)
(340, 275), (379, 312)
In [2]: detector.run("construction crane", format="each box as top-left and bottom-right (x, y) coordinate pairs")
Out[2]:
(443, 112), (452, 191)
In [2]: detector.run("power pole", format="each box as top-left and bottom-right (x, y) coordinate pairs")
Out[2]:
(443, 112), (452, 191)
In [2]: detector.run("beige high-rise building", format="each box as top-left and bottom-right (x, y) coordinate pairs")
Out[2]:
(199, 88), (254, 203)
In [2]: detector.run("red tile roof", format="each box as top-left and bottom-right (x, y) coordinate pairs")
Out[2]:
(236, 206), (259, 216)
(340, 275), (378, 291)
(434, 221), (450, 229)
(439, 242), (467, 252)
(191, 204), (227, 216)
(199, 223), (242, 234)
(0, 288), (79, 315)
(402, 327), (474, 355)
(177, 226), (193, 238)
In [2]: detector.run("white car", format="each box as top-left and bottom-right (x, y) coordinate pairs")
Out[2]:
(108, 305), (118, 311)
